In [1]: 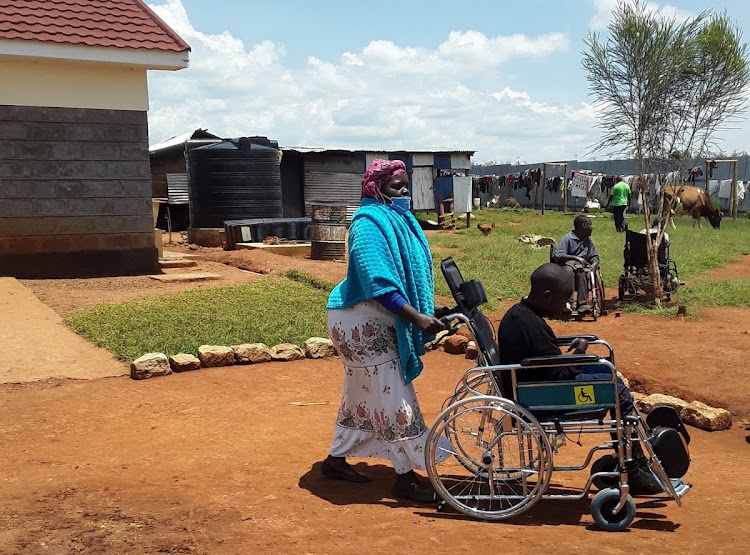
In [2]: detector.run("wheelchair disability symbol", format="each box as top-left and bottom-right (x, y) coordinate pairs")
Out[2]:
(575, 386), (596, 405)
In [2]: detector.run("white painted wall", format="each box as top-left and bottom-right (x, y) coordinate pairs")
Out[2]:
(412, 166), (435, 210)
(0, 58), (149, 110)
(450, 153), (472, 170)
(453, 176), (473, 213)
(412, 153), (434, 166)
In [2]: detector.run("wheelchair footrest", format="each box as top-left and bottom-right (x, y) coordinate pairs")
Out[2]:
(670, 478), (692, 499)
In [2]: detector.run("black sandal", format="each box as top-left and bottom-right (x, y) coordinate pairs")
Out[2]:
(321, 456), (372, 483)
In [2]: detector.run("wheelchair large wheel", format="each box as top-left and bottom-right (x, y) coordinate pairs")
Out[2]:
(426, 396), (553, 521)
(591, 270), (606, 320)
(618, 275), (638, 301)
(441, 372), (494, 413)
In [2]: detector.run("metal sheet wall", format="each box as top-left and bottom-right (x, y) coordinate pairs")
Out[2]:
(166, 173), (189, 204)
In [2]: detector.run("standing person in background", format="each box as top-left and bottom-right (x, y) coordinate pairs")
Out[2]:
(608, 177), (631, 232)
(321, 159), (450, 503)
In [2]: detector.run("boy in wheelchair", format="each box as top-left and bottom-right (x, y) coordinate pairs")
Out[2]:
(553, 215), (600, 315)
(497, 262), (662, 495)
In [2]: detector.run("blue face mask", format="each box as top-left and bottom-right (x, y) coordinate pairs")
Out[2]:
(388, 196), (411, 215)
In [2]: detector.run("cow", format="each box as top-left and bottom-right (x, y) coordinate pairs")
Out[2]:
(662, 185), (722, 229)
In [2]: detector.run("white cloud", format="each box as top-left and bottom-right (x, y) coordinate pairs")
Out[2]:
(146, 0), (596, 163)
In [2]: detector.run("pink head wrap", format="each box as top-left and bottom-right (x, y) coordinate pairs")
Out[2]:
(361, 159), (407, 202)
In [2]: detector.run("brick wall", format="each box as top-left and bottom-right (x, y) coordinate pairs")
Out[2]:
(0, 105), (159, 278)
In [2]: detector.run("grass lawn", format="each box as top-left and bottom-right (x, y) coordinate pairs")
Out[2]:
(66, 209), (750, 361)
(65, 276), (330, 362)
(430, 209), (750, 311)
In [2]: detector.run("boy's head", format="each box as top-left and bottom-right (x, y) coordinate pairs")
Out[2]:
(573, 215), (592, 239)
(527, 263), (574, 317)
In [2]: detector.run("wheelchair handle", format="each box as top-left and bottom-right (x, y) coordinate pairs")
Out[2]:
(439, 314), (461, 337)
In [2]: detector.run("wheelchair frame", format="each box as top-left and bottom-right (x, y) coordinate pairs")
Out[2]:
(426, 257), (691, 531)
(619, 230), (680, 301)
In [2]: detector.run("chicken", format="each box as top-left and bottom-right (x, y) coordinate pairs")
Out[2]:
(477, 222), (496, 236)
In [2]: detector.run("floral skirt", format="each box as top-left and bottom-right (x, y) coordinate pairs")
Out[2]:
(327, 300), (450, 474)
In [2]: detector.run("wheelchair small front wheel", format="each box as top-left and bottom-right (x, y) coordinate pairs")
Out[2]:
(591, 488), (636, 532)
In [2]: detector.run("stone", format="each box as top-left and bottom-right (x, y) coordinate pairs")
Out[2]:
(169, 353), (201, 373)
(616, 371), (630, 389)
(465, 341), (478, 360)
(304, 337), (336, 359)
(271, 343), (305, 361)
(130, 352), (171, 380)
(197, 345), (235, 368)
(682, 401), (732, 431)
(639, 393), (690, 414)
(517, 234), (556, 249)
(429, 330), (450, 350)
(631, 391), (647, 408)
(639, 393), (732, 431)
(233, 343), (273, 364)
(443, 334), (469, 355)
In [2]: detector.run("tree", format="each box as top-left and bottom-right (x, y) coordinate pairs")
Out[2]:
(582, 0), (750, 304)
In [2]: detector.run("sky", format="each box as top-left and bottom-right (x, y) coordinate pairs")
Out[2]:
(146, 0), (750, 165)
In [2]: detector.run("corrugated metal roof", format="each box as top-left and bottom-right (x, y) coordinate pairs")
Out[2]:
(149, 129), (220, 153)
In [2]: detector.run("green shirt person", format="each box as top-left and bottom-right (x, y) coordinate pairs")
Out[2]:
(608, 178), (631, 232)
(611, 181), (630, 207)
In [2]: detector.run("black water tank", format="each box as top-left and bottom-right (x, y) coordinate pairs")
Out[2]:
(187, 137), (283, 228)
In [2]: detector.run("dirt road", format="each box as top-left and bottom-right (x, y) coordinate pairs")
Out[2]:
(0, 352), (748, 554)
(3, 244), (749, 553)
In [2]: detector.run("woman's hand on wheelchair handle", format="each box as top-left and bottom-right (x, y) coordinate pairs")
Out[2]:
(415, 313), (446, 335)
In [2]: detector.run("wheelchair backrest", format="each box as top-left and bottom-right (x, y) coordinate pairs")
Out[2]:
(440, 258), (509, 396)
(624, 229), (666, 267)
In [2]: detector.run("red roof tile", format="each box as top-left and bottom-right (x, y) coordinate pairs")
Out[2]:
(0, 0), (189, 52)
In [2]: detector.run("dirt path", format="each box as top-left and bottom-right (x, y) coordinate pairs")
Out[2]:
(700, 251), (750, 280)
(21, 247), (342, 317)
(0, 353), (748, 554)
(0, 278), (126, 383)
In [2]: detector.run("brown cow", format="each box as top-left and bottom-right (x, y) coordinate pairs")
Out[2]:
(662, 185), (722, 229)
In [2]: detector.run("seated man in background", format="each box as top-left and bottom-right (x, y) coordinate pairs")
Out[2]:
(640, 217), (670, 247)
(553, 215), (600, 314)
(497, 262), (662, 495)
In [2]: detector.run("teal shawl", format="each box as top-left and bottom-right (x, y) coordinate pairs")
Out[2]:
(327, 198), (435, 383)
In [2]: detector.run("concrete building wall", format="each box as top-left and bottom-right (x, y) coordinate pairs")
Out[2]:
(0, 105), (158, 278)
(0, 58), (149, 111)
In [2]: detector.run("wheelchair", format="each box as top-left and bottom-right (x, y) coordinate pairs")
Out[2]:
(618, 230), (680, 302)
(427, 257), (692, 531)
(549, 242), (606, 320)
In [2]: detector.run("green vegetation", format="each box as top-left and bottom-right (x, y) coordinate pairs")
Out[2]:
(65, 210), (750, 361)
(431, 209), (750, 312)
(677, 279), (750, 308)
(65, 276), (329, 362)
(283, 268), (335, 292)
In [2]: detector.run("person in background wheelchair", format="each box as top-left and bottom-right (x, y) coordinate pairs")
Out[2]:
(639, 217), (669, 246)
(497, 263), (662, 494)
(619, 217), (680, 300)
(553, 215), (600, 315)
